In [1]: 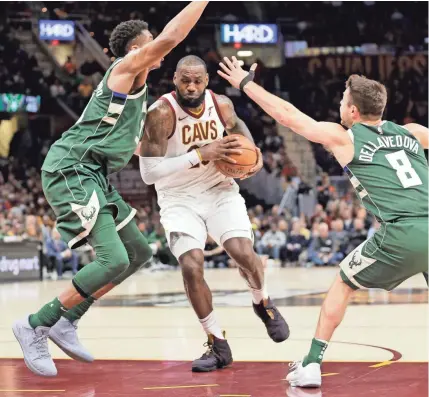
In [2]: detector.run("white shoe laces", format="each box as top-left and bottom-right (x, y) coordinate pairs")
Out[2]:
(31, 331), (51, 360)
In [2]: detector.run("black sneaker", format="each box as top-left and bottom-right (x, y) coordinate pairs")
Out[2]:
(191, 333), (233, 372)
(253, 297), (290, 342)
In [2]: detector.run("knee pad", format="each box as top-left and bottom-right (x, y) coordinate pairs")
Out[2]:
(111, 236), (153, 285)
(103, 244), (131, 280)
(73, 241), (130, 297)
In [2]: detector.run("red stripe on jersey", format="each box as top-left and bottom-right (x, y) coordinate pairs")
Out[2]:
(171, 91), (206, 119)
(209, 90), (226, 128)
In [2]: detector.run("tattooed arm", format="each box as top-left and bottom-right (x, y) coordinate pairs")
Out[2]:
(215, 93), (263, 179)
(216, 94), (254, 142)
(139, 99), (242, 185)
(139, 100), (200, 185)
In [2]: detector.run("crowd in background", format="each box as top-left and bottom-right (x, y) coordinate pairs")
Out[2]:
(1, 153), (377, 275)
(1, 2), (427, 277)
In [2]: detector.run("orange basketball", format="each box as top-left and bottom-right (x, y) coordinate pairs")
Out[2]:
(215, 134), (258, 178)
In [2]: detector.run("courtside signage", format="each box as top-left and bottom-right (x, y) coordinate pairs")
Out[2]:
(221, 24), (278, 44)
(39, 20), (75, 41)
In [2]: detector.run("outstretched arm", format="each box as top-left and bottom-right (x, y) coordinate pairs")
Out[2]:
(109, 2), (208, 94)
(404, 123), (429, 149)
(217, 57), (349, 149)
(215, 93), (263, 179)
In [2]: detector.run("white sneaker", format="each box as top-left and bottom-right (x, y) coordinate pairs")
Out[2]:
(286, 361), (322, 388)
(49, 317), (94, 363)
(12, 316), (57, 377)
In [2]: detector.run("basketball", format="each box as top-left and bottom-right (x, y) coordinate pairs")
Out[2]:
(215, 134), (258, 178)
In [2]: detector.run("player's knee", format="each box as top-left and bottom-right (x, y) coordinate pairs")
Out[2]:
(225, 238), (256, 268)
(101, 243), (130, 280)
(129, 237), (153, 267)
(180, 250), (204, 284)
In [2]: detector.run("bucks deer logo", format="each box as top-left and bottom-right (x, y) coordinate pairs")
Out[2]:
(82, 206), (96, 222)
(349, 251), (362, 269)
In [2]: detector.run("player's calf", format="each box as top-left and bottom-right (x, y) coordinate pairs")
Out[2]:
(224, 237), (290, 342)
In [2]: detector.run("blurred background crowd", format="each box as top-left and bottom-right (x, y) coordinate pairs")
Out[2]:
(0, 1), (427, 280)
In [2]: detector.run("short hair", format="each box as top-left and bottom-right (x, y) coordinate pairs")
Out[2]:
(346, 74), (387, 118)
(176, 55), (207, 72)
(109, 20), (149, 57)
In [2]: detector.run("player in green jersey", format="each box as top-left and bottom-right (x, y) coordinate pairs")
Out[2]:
(13, 2), (211, 377)
(218, 58), (428, 388)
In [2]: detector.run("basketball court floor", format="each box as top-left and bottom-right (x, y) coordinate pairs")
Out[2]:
(0, 267), (427, 397)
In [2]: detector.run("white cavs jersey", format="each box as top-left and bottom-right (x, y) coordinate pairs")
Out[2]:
(155, 90), (231, 195)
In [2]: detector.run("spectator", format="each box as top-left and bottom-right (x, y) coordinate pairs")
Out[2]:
(341, 206), (354, 231)
(345, 218), (368, 253)
(50, 80), (65, 98)
(308, 222), (343, 266)
(282, 219), (308, 266)
(45, 228), (79, 279)
(330, 218), (348, 260)
(64, 56), (77, 75)
(317, 173), (336, 209)
(256, 222), (286, 262)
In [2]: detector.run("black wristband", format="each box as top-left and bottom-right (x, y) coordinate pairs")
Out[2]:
(239, 70), (255, 91)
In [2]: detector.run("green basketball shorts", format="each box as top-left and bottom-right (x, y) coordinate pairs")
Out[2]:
(42, 165), (136, 249)
(340, 217), (428, 291)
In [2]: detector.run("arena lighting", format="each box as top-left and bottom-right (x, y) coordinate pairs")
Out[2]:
(237, 50), (253, 57)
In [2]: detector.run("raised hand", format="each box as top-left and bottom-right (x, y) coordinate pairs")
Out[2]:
(217, 56), (257, 90)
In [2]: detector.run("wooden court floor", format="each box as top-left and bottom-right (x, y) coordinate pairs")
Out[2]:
(0, 267), (427, 397)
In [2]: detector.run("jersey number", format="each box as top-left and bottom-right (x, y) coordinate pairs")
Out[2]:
(385, 150), (422, 188)
(187, 145), (209, 169)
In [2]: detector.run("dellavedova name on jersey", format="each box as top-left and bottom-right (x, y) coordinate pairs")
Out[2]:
(359, 134), (419, 163)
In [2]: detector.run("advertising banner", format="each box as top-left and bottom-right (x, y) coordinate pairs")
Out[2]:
(39, 20), (75, 41)
(287, 53), (427, 81)
(0, 241), (41, 282)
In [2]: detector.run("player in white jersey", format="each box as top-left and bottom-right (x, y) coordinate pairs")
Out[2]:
(138, 55), (289, 372)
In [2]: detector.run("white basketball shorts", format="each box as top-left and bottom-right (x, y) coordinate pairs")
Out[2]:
(158, 181), (253, 259)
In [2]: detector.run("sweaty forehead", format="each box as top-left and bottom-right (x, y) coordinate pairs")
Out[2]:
(177, 65), (206, 78)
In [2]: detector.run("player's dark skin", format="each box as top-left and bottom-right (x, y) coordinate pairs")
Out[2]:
(140, 64), (265, 319)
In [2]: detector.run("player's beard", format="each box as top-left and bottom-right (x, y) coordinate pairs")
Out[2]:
(175, 88), (205, 109)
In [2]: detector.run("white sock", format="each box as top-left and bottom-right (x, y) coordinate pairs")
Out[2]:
(250, 278), (269, 304)
(199, 312), (224, 339)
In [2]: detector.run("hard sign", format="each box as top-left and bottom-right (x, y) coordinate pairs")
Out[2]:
(39, 20), (75, 41)
(221, 24), (278, 44)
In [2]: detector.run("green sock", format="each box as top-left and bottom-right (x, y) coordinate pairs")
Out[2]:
(302, 338), (328, 367)
(29, 298), (68, 329)
(63, 297), (96, 323)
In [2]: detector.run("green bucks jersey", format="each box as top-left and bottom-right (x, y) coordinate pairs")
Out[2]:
(42, 58), (148, 175)
(345, 121), (428, 222)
